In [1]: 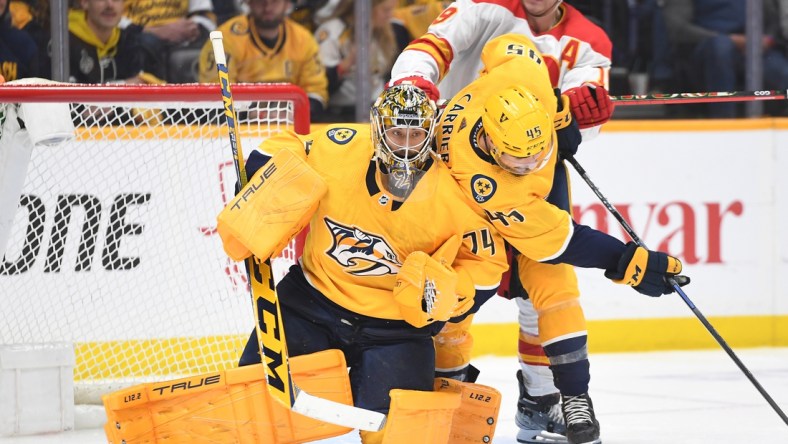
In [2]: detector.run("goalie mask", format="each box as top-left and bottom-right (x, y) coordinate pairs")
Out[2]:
(371, 85), (437, 200)
(482, 85), (554, 176)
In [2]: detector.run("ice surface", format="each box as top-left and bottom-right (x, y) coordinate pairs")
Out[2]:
(2, 348), (787, 444)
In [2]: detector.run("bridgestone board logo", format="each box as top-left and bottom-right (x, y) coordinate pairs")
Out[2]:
(1, 193), (151, 275)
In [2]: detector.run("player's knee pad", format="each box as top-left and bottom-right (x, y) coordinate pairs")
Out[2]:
(103, 349), (352, 444)
(360, 388), (461, 444)
(434, 377), (501, 444)
(434, 314), (474, 374)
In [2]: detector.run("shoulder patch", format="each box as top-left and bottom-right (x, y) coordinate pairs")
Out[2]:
(470, 174), (497, 203)
(326, 127), (357, 145)
(230, 21), (249, 35)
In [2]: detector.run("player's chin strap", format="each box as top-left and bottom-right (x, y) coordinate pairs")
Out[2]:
(565, 154), (788, 427)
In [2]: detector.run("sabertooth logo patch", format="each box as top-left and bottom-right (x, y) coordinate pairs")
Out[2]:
(471, 174), (497, 203)
(324, 218), (401, 276)
(327, 127), (357, 145)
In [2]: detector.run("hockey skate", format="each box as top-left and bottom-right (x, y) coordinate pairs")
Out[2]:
(515, 370), (568, 443)
(561, 393), (601, 444)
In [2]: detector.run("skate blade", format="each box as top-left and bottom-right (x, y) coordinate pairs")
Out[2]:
(517, 430), (569, 443)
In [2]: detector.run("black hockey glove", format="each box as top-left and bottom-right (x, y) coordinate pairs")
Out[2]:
(604, 242), (690, 297)
(553, 88), (582, 159)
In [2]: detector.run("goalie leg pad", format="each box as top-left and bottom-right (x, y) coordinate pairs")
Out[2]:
(434, 377), (502, 444)
(216, 148), (327, 262)
(103, 349), (352, 444)
(360, 389), (461, 444)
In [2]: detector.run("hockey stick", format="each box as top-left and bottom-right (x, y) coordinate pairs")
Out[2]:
(210, 31), (385, 432)
(612, 89), (788, 106)
(564, 154), (788, 427)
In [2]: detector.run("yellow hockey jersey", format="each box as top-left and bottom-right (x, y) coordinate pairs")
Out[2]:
(393, 1), (451, 40)
(436, 34), (572, 262)
(258, 125), (507, 321)
(198, 15), (328, 105)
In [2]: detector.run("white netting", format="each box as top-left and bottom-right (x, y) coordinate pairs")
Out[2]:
(0, 84), (308, 403)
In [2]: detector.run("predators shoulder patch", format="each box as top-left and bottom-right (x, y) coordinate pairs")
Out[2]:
(471, 174), (497, 203)
(229, 21), (249, 35)
(326, 127), (357, 145)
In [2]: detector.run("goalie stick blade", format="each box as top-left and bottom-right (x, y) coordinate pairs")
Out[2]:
(292, 389), (387, 431)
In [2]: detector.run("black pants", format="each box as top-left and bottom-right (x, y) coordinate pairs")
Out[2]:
(239, 265), (439, 413)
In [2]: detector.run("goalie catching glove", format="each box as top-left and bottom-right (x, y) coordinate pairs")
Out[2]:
(393, 235), (473, 328)
(605, 242), (690, 296)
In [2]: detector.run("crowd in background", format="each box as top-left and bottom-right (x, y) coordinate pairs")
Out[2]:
(1, 0), (787, 119)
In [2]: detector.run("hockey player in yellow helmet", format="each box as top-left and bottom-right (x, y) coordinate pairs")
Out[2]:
(481, 85), (555, 177)
(433, 34), (687, 444)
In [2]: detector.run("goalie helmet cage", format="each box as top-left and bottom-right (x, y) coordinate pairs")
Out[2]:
(0, 83), (308, 404)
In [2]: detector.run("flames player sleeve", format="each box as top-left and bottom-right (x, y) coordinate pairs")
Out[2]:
(390, 0), (496, 85)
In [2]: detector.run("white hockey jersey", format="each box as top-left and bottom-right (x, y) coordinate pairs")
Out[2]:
(389, 0), (612, 139)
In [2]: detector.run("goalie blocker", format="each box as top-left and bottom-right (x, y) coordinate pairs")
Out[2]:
(217, 148), (327, 262)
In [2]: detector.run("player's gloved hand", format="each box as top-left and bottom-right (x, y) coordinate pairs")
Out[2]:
(553, 88), (582, 158)
(394, 236), (463, 327)
(604, 242), (690, 297)
(388, 75), (440, 102)
(565, 84), (614, 129)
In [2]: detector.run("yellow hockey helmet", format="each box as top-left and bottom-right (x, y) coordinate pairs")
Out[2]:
(481, 85), (553, 175)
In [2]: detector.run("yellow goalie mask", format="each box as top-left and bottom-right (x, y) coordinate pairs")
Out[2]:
(371, 84), (437, 200)
(481, 85), (554, 176)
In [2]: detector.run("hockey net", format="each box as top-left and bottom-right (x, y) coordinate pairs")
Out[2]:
(0, 83), (309, 403)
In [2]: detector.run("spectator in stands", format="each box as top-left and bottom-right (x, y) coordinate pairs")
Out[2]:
(314, 0), (409, 122)
(198, 0), (328, 121)
(782, 0), (788, 41)
(121, 0), (217, 83)
(662, 0), (788, 118)
(213, 0), (241, 26)
(68, 0), (145, 84)
(392, 0), (449, 40)
(0, 0), (39, 81)
(289, 0), (331, 31)
(8, 0), (51, 78)
(70, 0), (166, 126)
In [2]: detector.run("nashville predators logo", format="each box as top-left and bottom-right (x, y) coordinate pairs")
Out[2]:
(327, 127), (357, 145)
(324, 218), (401, 276)
(230, 21), (248, 35)
(471, 174), (497, 203)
